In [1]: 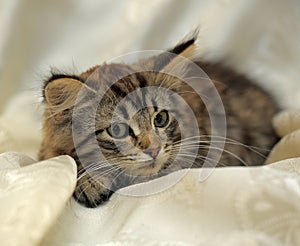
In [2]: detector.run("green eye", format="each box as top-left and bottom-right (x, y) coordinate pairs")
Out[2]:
(107, 123), (128, 139)
(154, 110), (169, 128)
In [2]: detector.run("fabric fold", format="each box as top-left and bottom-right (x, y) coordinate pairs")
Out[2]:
(0, 153), (77, 246)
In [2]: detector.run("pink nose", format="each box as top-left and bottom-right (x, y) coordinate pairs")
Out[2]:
(144, 148), (160, 158)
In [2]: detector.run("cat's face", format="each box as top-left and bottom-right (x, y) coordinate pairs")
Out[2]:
(87, 69), (182, 175)
(96, 106), (178, 176)
(68, 67), (185, 178)
(41, 66), (197, 181)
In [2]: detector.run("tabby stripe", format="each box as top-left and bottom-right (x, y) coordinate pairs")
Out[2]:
(140, 87), (147, 108)
(151, 98), (158, 111)
(98, 140), (119, 151)
(166, 119), (177, 138)
(135, 73), (148, 107)
(110, 83), (127, 98)
(78, 149), (100, 160)
(123, 95), (139, 111)
(136, 91), (144, 109)
(118, 105), (129, 120)
(135, 73), (147, 88)
(129, 87), (144, 109)
(111, 78), (145, 109)
(77, 142), (118, 162)
(129, 127), (137, 140)
(75, 132), (97, 150)
(95, 129), (104, 135)
(75, 129), (104, 150)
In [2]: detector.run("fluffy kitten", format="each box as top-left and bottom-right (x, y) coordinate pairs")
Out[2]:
(39, 35), (278, 208)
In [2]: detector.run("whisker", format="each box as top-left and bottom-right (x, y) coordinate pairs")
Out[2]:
(200, 134), (272, 151)
(172, 134), (268, 159)
(174, 145), (248, 166)
(174, 154), (228, 168)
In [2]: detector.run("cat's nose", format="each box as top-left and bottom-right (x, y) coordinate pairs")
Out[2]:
(144, 147), (160, 159)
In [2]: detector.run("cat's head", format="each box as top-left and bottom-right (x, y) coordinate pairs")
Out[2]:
(39, 35), (205, 182)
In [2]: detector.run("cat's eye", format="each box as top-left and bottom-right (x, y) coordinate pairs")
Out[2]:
(107, 123), (129, 139)
(154, 110), (169, 128)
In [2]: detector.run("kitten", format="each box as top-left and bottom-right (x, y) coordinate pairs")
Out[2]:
(39, 34), (278, 208)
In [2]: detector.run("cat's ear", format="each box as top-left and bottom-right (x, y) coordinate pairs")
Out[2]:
(43, 75), (84, 106)
(153, 30), (199, 71)
(168, 33), (198, 59)
(43, 75), (85, 121)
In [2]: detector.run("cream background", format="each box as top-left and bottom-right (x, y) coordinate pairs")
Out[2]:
(0, 0), (300, 245)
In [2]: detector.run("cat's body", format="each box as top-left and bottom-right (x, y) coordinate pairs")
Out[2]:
(39, 36), (278, 208)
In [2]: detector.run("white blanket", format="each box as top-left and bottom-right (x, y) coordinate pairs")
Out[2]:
(0, 0), (300, 245)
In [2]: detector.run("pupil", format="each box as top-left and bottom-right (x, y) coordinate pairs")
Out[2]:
(113, 125), (120, 136)
(156, 114), (162, 123)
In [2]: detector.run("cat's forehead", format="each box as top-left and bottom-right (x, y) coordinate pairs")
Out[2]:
(101, 86), (172, 116)
(130, 108), (154, 132)
(97, 92), (158, 118)
(95, 105), (155, 131)
(89, 62), (181, 128)
(84, 62), (180, 92)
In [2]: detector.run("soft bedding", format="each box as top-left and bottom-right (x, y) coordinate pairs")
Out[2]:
(0, 109), (300, 245)
(0, 0), (300, 245)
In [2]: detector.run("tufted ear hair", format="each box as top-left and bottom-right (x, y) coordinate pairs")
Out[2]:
(168, 35), (198, 59)
(153, 30), (199, 71)
(43, 75), (84, 106)
(43, 74), (86, 121)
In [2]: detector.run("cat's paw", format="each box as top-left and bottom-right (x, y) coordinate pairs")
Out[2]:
(74, 176), (113, 208)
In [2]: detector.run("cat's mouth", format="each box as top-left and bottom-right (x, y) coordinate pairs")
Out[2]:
(131, 154), (172, 176)
(116, 146), (174, 177)
(131, 160), (161, 176)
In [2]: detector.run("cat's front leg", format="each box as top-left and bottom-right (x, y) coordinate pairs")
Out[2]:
(74, 173), (114, 208)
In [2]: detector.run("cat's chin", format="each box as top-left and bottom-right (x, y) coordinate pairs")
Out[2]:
(129, 159), (167, 176)
(132, 164), (161, 176)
